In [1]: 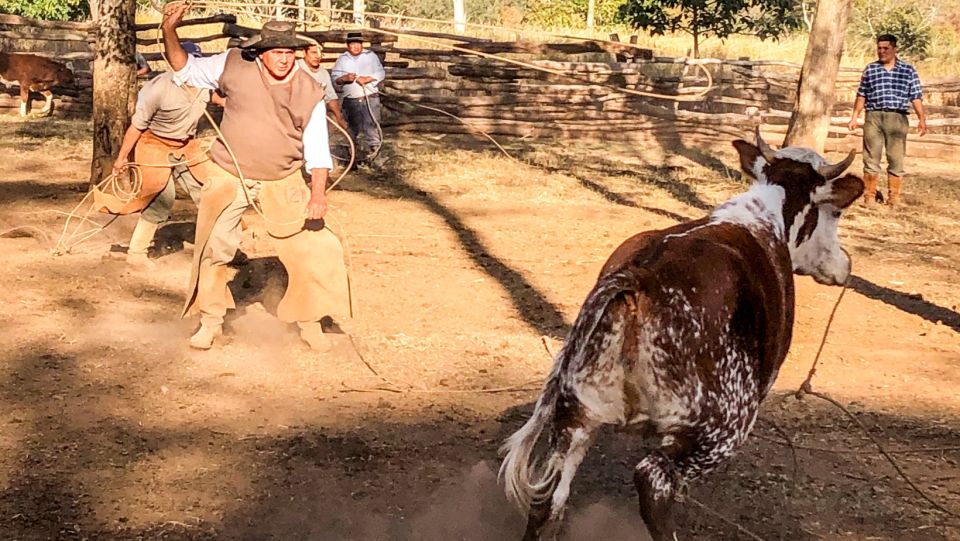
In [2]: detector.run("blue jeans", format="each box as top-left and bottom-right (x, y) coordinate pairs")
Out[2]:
(342, 94), (382, 160)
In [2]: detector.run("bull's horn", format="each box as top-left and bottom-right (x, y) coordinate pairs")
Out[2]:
(755, 126), (777, 162)
(817, 149), (857, 179)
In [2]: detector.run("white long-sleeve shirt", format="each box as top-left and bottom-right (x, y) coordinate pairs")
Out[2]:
(173, 51), (332, 172)
(330, 50), (385, 99)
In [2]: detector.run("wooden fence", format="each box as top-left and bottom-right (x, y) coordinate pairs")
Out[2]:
(0, 14), (94, 114)
(2, 13), (960, 157)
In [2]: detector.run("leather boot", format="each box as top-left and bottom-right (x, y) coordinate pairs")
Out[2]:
(861, 172), (878, 207)
(127, 218), (158, 268)
(887, 174), (903, 207)
(190, 317), (223, 350)
(189, 264), (232, 349)
(298, 321), (331, 352)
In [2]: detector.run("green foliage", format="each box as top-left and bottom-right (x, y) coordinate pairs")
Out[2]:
(0, 0), (89, 20)
(618, 0), (801, 56)
(366, 0), (451, 19)
(850, 0), (936, 59)
(344, 0), (525, 24)
(522, 0), (628, 27)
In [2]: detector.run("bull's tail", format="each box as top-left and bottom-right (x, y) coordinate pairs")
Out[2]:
(499, 368), (561, 512)
(499, 270), (636, 512)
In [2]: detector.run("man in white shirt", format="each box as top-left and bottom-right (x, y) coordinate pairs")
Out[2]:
(331, 32), (385, 162)
(161, 4), (350, 351)
(297, 43), (348, 132)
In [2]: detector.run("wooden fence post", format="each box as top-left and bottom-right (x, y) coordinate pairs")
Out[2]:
(320, 0), (332, 23)
(370, 18), (385, 63)
(453, 0), (466, 32)
(353, 0), (364, 24)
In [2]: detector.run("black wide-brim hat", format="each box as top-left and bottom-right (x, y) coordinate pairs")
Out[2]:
(242, 20), (313, 50)
(345, 31), (364, 44)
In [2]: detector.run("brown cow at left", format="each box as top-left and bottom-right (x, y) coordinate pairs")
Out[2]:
(0, 52), (76, 116)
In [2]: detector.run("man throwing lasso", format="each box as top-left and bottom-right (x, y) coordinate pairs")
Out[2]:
(161, 4), (350, 351)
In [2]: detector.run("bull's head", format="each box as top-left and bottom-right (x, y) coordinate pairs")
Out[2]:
(57, 62), (76, 87)
(733, 131), (864, 286)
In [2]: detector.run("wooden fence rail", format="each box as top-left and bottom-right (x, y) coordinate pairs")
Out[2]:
(2, 12), (959, 157)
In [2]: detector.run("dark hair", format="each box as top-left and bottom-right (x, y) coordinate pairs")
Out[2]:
(877, 34), (897, 46)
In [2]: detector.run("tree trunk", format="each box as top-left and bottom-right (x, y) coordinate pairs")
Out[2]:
(297, 0), (305, 28)
(453, 0), (465, 32)
(586, 0), (595, 28)
(90, 0), (137, 185)
(691, 6), (700, 58)
(320, 0), (332, 23)
(783, 0), (854, 151)
(274, 0), (282, 19)
(353, 0), (365, 24)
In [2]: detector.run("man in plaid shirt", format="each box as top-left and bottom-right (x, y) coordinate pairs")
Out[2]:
(848, 34), (927, 208)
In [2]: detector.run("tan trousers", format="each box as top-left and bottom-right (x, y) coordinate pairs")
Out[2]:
(863, 110), (909, 177)
(182, 162), (350, 327)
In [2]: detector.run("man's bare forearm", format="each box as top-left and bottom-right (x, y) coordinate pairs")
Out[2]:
(311, 168), (330, 196)
(117, 125), (145, 163)
(160, 3), (188, 71)
(911, 99), (925, 120)
(327, 99), (347, 127)
(851, 96), (865, 120)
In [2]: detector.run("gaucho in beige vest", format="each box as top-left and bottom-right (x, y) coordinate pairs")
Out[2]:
(161, 5), (349, 350)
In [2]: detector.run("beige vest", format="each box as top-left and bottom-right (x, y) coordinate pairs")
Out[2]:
(211, 49), (324, 181)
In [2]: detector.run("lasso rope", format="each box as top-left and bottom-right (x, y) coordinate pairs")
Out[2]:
(790, 269), (960, 520)
(379, 88), (519, 162)
(148, 0), (716, 102)
(53, 167), (142, 254)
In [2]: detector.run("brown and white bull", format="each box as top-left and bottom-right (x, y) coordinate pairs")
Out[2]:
(500, 133), (864, 541)
(0, 52), (75, 117)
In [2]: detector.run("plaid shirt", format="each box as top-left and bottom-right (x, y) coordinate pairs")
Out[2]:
(856, 59), (923, 112)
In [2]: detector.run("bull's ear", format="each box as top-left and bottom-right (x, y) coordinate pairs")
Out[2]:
(732, 139), (764, 179)
(820, 174), (864, 209)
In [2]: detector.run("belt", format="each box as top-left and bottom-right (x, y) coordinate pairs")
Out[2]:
(869, 108), (908, 114)
(344, 94), (379, 102)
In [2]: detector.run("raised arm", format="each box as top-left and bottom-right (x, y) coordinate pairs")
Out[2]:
(160, 3), (227, 89)
(160, 3), (189, 71)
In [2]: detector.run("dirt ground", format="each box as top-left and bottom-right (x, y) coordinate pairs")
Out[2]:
(0, 116), (959, 541)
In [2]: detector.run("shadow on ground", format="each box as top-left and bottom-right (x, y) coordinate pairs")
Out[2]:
(2, 341), (957, 541)
(850, 274), (960, 332)
(340, 167), (570, 339)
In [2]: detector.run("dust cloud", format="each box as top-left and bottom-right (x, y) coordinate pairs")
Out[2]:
(286, 461), (648, 541)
